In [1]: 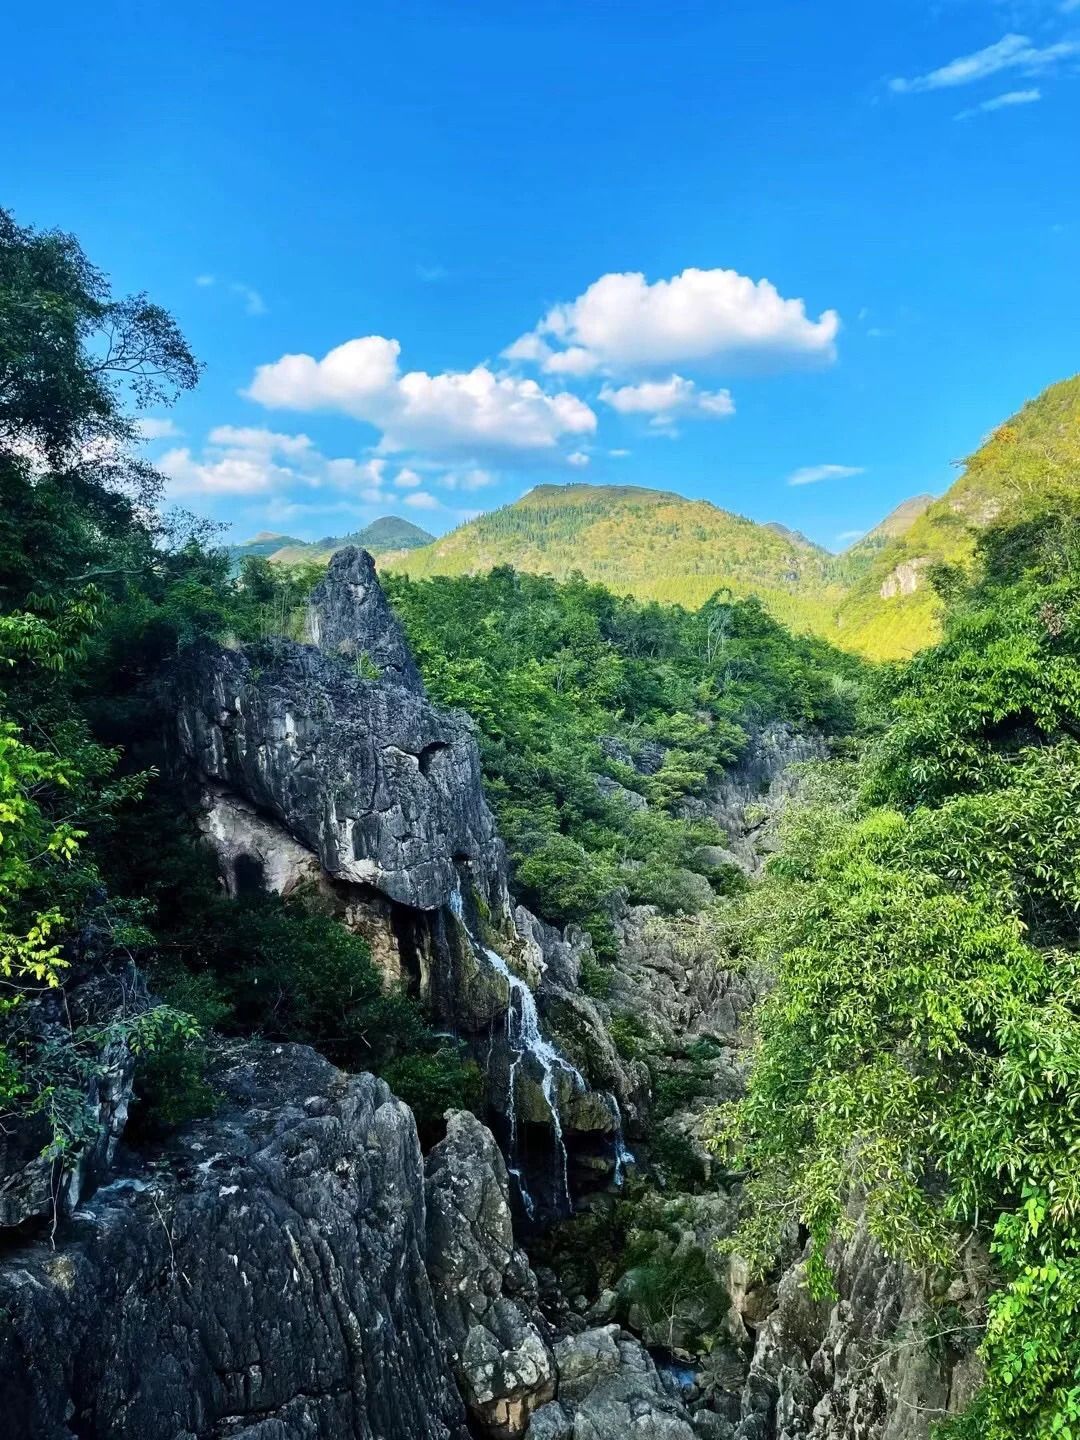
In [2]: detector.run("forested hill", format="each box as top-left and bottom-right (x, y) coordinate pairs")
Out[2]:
(228, 514), (435, 571)
(832, 373), (1080, 658)
(387, 375), (1080, 662)
(389, 482), (850, 635)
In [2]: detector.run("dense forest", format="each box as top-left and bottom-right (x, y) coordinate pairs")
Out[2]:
(2, 207), (1079, 1438)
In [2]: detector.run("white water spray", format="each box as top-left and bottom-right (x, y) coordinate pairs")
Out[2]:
(449, 881), (586, 1215)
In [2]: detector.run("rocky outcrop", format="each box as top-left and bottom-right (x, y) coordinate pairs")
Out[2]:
(0, 1043), (469, 1440)
(307, 545), (424, 692)
(529, 1326), (701, 1440)
(426, 1111), (557, 1437)
(735, 1218), (985, 1440)
(679, 722), (828, 876)
(0, 960), (139, 1232)
(171, 635), (504, 913)
(879, 557), (930, 601)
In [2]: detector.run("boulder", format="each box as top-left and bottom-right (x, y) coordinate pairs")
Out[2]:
(426, 1111), (556, 1437)
(0, 1043), (469, 1440)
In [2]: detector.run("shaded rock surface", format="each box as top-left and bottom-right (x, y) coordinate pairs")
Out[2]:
(677, 722), (828, 876)
(171, 636), (503, 912)
(735, 1217), (984, 1440)
(426, 1111), (556, 1437)
(307, 545), (424, 692)
(0, 1043), (469, 1440)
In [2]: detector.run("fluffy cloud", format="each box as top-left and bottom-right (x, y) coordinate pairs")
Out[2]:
(207, 425), (314, 455)
(137, 417), (182, 441)
(567, 451), (590, 467)
(245, 336), (596, 456)
(161, 429), (381, 500)
(506, 267), (839, 374)
(393, 467), (423, 488)
(787, 463), (865, 487)
(404, 490), (441, 510)
(956, 87), (1041, 119)
(599, 375), (735, 424)
(891, 33), (1078, 93)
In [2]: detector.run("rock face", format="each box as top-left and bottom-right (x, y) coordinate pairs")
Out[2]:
(426, 1111), (556, 1437)
(735, 1217), (985, 1440)
(0, 960), (138, 1232)
(530, 1326), (700, 1440)
(171, 634), (504, 913)
(679, 721), (828, 876)
(308, 545), (425, 692)
(0, 1043), (469, 1440)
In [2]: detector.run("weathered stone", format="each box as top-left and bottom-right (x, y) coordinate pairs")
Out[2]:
(307, 545), (424, 692)
(734, 1213), (986, 1440)
(0, 1043), (469, 1440)
(426, 1112), (556, 1438)
(171, 636), (504, 912)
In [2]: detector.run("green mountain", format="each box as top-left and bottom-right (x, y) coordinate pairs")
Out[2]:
(833, 374), (1080, 659)
(230, 516), (436, 572)
(390, 376), (1080, 661)
(389, 483), (850, 635)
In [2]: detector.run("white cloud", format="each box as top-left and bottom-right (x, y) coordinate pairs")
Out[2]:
(506, 267), (839, 375)
(246, 336), (596, 456)
(137, 417), (182, 440)
(160, 429), (392, 502)
(194, 274), (267, 315)
(404, 490), (441, 510)
(159, 446), (294, 497)
(207, 425), (313, 456)
(393, 467), (423, 488)
(956, 86), (1041, 117)
(609, 448), (631, 458)
(891, 33), (1078, 93)
(787, 464), (865, 487)
(441, 467), (497, 491)
(567, 451), (590, 467)
(231, 282), (267, 317)
(599, 374), (735, 424)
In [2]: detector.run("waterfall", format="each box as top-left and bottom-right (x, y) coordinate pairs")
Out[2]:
(448, 881), (585, 1216)
(482, 944), (584, 1215)
(449, 880), (633, 1212)
(607, 1092), (636, 1187)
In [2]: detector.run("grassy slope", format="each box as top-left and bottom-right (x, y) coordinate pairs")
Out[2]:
(834, 374), (1080, 659)
(389, 483), (851, 635)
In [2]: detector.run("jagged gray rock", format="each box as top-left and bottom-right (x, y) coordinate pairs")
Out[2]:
(171, 636), (504, 912)
(734, 1215), (985, 1440)
(677, 722), (828, 876)
(0, 1043), (469, 1440)
(307, 545), (424, 692)
(426, 1111), (556, 1437)
(0, 964), (137, 1231)
(541, 1326), (697, 1440)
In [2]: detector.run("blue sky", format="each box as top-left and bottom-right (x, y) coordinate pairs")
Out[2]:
(6, 0), (1080, 550)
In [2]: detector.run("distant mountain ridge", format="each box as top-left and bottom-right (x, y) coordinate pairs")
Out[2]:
(831, 374), (1080, 657)
(227, 516), (435, 572)
(231, 374), (1080, 660)
(388, 482), (850, 635)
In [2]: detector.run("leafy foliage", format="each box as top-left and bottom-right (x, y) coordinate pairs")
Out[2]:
(716, 510), (1080, 1437)
(385, 565), (858, 952)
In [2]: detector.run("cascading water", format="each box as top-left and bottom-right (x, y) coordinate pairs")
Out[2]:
(448, 880), (586, 1216)
(607, 1092), (636, 1187)
(482, 944), (585, 1215)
